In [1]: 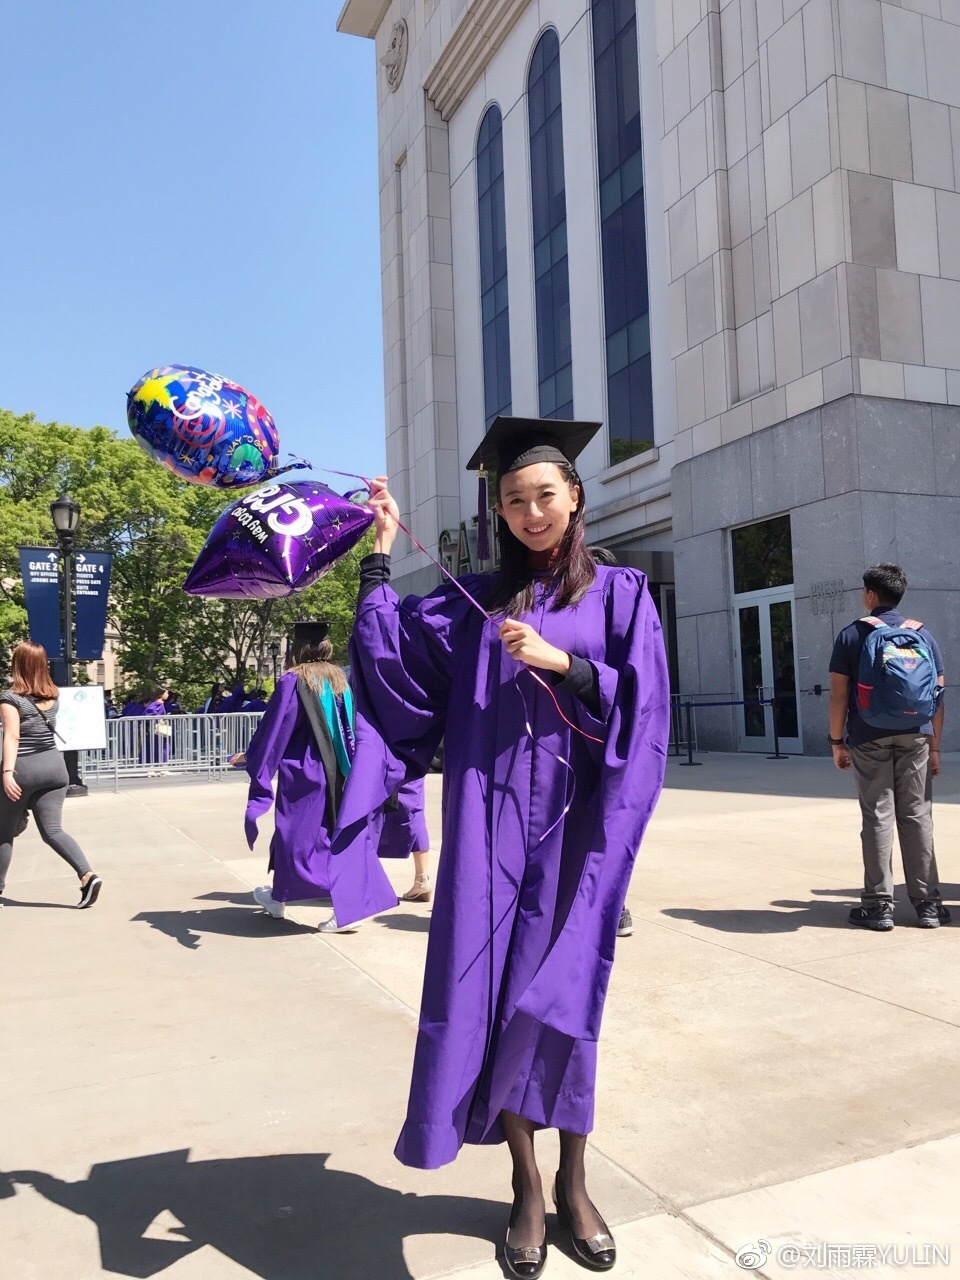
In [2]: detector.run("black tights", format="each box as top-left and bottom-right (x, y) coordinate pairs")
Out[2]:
(501, 1110), (604, 1248)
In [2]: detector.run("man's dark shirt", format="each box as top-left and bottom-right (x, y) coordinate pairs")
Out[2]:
(830, 607), (944, 747)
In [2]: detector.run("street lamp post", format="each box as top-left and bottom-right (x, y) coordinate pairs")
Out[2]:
(269, 640), (280, 689)
(50, 494), (87, 798)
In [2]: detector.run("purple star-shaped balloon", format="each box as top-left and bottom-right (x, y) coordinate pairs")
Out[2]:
(183, 480), (374, 599)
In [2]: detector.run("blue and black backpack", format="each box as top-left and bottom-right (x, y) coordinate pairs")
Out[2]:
(856, 616), (941, 730)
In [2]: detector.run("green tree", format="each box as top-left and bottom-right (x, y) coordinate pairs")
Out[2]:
(0, 408), (370, 704)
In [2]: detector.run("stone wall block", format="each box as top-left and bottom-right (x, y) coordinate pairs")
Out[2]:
(876, 268), (924, 365)
(688, 436), (754, 535)
(855, 396), (935, 494)
(931, 403), (960, 494)
(848, 171), (897, 268)
(820, 394), (860, 496)
(750, 408), (826, 512)
(674, 529), (728, 616)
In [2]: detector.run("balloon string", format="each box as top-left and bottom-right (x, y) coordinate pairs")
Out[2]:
(321, 465), (604, 749)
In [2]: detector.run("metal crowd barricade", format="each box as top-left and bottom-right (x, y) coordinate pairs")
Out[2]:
(79, 712), (264, 790)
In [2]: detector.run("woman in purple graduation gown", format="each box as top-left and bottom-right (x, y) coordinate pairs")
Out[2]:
(344, 417), (670, 1278)
(241, 623), (398, 934)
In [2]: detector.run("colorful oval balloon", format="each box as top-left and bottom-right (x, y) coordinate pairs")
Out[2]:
(126, 364), (309, 488)
(183, 480), (374, 599)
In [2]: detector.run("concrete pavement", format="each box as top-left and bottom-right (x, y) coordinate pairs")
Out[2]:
(2, 754), (959, 1279)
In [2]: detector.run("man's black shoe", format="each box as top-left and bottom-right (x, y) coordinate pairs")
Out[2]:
(849, 904), (894, 931)
(916, 901), (951, 929)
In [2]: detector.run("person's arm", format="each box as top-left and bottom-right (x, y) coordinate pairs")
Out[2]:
(930, 675), (946, 777)
(0, 703), (22, 800)
(358, 552), (391, 605)
(828, 673), (852, 771)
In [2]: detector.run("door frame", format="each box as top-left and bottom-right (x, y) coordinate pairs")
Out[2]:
(732, 586), (803, 753)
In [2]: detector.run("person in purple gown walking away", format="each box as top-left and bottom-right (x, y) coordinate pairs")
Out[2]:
(235, 622), (398, 935)
(344, 416), (670, 1278)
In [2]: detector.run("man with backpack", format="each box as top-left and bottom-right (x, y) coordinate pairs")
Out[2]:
(829, 564), (949, 931)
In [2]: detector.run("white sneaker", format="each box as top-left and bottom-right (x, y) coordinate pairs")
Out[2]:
(318, 912), (360, 934)
(253, 885), (285, 919)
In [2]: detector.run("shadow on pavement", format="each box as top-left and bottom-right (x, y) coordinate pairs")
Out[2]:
(130, 907), (315, 950)
(375, 912), (432, 933)
(0, 897), (75, 910)
(3, 1153), (502, 1280)
(195, 890), (334, 907)
(663, 884), (957, 933)
(662, 900), (850, 933)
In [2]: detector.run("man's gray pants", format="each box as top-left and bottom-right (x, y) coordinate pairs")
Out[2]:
(850, 734), (941, 907)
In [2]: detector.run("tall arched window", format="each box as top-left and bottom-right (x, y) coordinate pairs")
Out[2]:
(477, 105), (512, 428)
(592, 0), (653, 464)
(528, 29), (573, 420)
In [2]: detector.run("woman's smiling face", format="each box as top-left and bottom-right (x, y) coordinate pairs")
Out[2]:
(496, 462), (580, 552)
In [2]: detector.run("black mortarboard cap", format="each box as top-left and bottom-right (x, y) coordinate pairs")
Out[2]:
(465, 416), (602, 476)
(290, 621), (329, 655)
(466, 416), (602, 562)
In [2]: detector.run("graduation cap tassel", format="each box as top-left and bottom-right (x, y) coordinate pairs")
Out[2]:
(476, 470), (490, 564)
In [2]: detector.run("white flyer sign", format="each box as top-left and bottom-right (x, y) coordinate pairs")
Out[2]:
(55, 686), (107, 751)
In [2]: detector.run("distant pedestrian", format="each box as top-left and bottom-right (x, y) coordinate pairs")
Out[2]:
(142, 689), (172, 770)
(218, 685), (247, 714)
(166, 692), (185, 715)
(829, 563), (949, 931)
(242, 689), (268, 713)
(121, 694), (145, 716)
(0, 642), (101, 908)
(202, 683), (225, 714)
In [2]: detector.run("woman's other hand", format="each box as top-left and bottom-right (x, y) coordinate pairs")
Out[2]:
(499, 619), (572, 675)
(369, 477), (400, 555)
(3, 771), (22, 802)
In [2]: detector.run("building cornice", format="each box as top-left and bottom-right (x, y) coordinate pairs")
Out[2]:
(337, 0), (392, 39)
(424, 0), (532, 121)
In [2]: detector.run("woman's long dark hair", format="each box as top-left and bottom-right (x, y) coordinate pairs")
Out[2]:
(485, 459), (596, 617)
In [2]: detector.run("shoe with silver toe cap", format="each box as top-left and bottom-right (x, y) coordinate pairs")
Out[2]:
(553, 1173), (616, 1271)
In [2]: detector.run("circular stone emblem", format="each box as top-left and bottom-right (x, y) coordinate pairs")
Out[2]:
(380, 20), (409, 92)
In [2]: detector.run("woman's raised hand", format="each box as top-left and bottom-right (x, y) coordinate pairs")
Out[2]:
(369, 477), (400, 555)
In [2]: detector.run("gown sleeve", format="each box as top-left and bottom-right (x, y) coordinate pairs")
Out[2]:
(517, 568), (671, 1041)
(336, 563), (484, 831)
(243, 675), (300, 850)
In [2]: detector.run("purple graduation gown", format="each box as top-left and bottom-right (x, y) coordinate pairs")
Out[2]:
(379, 780), (429, 858)
(344, 565), (669, 1170)
(244, 673), (398, 922)
(141, 699), (170, 764)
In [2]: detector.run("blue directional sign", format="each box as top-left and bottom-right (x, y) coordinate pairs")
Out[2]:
(19, 548), (62, 656)
(74, 550), (113, 661)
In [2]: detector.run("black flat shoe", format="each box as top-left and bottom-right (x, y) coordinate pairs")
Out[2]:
(504, 1232), (547, 1279)
(553, 1172), (616, 1271)
(503, 1194), (548, 1279)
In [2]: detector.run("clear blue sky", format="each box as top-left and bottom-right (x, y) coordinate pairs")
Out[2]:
(0, 0), (386, 481)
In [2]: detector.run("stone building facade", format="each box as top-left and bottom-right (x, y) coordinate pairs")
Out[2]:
(337, 0), (960, 754)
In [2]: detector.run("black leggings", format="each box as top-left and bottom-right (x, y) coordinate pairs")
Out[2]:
(0, 750), (91, 894)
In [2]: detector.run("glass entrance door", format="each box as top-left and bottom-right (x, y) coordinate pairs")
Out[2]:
(735, 591), (802, 752)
